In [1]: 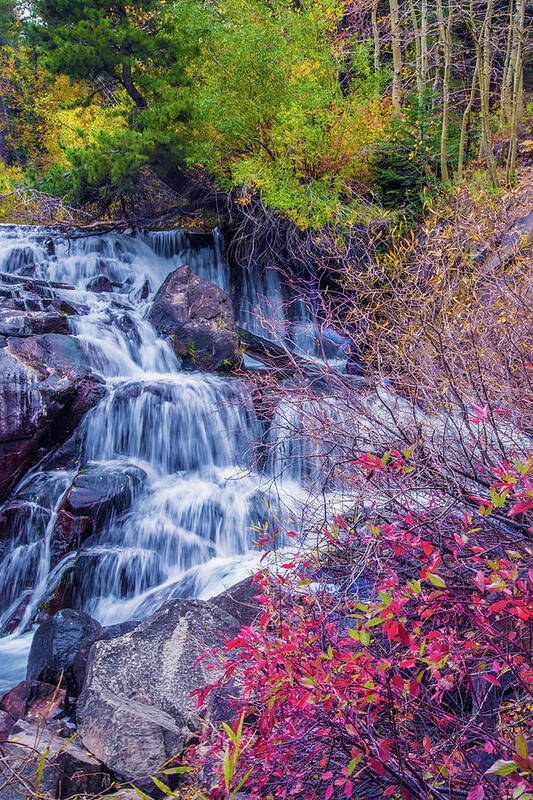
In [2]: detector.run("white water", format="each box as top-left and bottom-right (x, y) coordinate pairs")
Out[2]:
(0, 225), (319, 690)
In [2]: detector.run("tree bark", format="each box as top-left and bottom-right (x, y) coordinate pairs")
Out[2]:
(389, 0), (402, 115)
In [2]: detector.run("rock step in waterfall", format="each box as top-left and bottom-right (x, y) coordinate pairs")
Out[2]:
(0, 224), (348, 694)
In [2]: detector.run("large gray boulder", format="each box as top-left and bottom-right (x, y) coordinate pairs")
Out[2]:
(0, 337), (104, 502)
(148, 266), (240, 372)
(77, 598), (241, 780)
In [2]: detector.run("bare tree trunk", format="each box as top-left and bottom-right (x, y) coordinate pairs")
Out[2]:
(506, 0), (526, 183)
(408, 0), (423, 105)
(437, 0), (453, 183)
(499, 2), (514, 130)
(475, 0), (498, 186)
(457, 61), (479, 181)
(389, 0), (402, 114)
(371, 0), (380, 74)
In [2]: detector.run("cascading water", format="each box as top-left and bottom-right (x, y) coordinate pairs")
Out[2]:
(0, 224), (315, 692)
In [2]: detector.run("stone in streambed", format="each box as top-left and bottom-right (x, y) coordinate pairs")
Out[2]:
(0, 339), (104, 502)
(0, 680), (66, 723)
(86, 275), (113, 293)
(77, 598), (241, 780)
(62, 462), (147, 527)
(27, 609), (102, 697)
(148, 266), (240, 372)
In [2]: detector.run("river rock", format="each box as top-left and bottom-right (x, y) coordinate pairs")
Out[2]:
(87, 275), (113, 293)
(72, 620), (139, 697)
(0, 719), (110, 800)
(62, 462), (147, 527)
(27, 609), (102, 697)
(0, 680), (66, 723)
(0, 341), (104, 501)
(148, 266), (240, 371)
(77, 598), (241, 780)
(0, 308), (70, 337)
(51, 510), (92, 566)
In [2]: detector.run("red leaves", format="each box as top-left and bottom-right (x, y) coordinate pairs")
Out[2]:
(369, 758), (385, 776)
(190, 496), (533, 800)
(421, 541), (434, 557)
(508, 499), (533, 516)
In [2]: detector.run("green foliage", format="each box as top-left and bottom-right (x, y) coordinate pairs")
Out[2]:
(26, 0), (210, 201)
(186, 0), (382, 228)
(371, 98), (462, 212)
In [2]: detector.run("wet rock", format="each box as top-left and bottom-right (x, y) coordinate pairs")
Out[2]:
(0, 308), (70, 337)
(0, 680), (66, 723)
(211, 576), (261, 628)
(0, 342), (104, 501)
(51, 510), (92, 565)
(77, 598), (241, 780)
(86, 275), (113, 293)
(8, 333), (91, 382)
(0, 719), (110, 799)
(149, 266), (240, 372)
(72, 620), (139, 697)
(0, 501), (48, 545)
(140, 279), (151, 300)
(63, 462), (147, 527)
(27, 609), (102, 698)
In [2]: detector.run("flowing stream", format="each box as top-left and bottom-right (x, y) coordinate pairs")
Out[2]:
(0, 225), (326, 691)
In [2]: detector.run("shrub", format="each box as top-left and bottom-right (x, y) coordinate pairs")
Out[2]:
(193, 442), (533, 800)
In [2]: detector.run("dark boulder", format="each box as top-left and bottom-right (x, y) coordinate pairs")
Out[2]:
(27, 609), (102, 697)
(8, 333), (91, 381)
(77, 598), (241, 780)
(0, 680), (66, 723)
(148, 266), (240, 372)
(86, 275), (113, 293)
(50, 510), (92, 566)
(62, 462), (147, 528)
(0, 340), (104, 501)
(0, 308), (70, 337)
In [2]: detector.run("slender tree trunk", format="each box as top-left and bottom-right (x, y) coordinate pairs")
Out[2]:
(457, 61), (478, 181)
(499, 2), (514, 130)
(506, 0), (526, 183)
(437, 0), (453, 183)
(420, 0), (428, 101)
(474, 0), (498, 186)
(408, 0), (423, 105)
(371, 0), (380, 74)
(389, 0), (402, 114)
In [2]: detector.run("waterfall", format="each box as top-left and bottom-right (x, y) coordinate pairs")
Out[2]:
(0, 224), (318, 692)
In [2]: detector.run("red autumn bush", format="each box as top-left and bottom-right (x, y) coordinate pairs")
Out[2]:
(192, 445), (533, 800)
